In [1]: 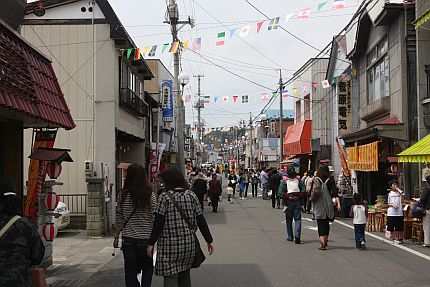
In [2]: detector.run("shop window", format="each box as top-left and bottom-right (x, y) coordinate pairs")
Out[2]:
(119, 59), (142, 98)
(367, 37), (390, 103)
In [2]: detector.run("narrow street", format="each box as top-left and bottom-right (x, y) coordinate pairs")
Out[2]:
(79, 191), (430, 287)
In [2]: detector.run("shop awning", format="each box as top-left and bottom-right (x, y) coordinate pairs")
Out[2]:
(398, 133), (430, 163)
(413, 8), (430, 29)
(0, 19), (75, 130)
(29, 147), (73, 163)
(283, 120), (312, 156)
(346, 141), (379, 171)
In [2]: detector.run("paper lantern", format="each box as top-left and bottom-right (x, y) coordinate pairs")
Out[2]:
(42, 222), (58, 241)
(44, 191), (59, 211)
(47, 161), (62, 179)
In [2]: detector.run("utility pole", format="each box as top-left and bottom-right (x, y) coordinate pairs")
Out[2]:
(279, 70), (284, 171)
(166, 0), (194, 175)
(249, 112), (253, 170)
(194, 75), (204, 167)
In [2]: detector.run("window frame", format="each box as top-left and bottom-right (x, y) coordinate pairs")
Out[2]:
(366, 36), (390, 103)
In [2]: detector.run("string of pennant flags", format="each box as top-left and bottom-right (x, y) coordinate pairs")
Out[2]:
(183, 71), (353, 104)
(122, 0), (362, 59)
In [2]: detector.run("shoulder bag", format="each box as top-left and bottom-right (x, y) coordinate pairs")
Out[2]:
(113, 192), (137, 248)
(166, 191), (206, 268)
(0, 215), (21, 238)
(308, 178), (320, 202)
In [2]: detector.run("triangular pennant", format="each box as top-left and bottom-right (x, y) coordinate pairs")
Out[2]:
(333, 0), (345, 9)
(268, 17), (280, 30)
(322, 80), (330, 89)
(241, 95), (249, 103)
(148, 45), (158, 57)
(126, 48), (132, 59)
(169, 42), (180, 53)
(142, 46), (150, 57)
(292, 88), (298, 94)
(261, 93), (269, 100)
(281, 90), (289, 97)
(229, 28), (238, 38)
(214, 96), (219, 103)
(297, 8), (311, 19)
(134, 48), (141, 60)
(223, 96), (229, 103)
(233, 95), (239, 103)
(182, 40), (189, 50)
(162, 43), (170, 53)
(256, 21), (264, 33)
(318, 2), (328, 11)
(312, 82), (318, 91)
(192, 38), (202, 51)
(285, 13), (294, 24)
(216, 32), (226, 46)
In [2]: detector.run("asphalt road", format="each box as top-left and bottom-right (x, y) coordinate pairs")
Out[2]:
(81, 193), (430, 287)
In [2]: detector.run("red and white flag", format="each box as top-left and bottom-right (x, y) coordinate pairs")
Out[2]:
(261, 93), (269, 100)
(239, 25), (251, 37)
(297, 8), (311, 19)
(223, 96), (229, 103)
(322, 80), (330, 89)
(332, 0), (345, 9)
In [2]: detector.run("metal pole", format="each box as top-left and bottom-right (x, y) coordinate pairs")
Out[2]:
(249, 112), (253, 170)
(279, 70), (284, 170)
(194, 75), (204, 167)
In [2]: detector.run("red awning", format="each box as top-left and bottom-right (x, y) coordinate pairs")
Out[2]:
(0, 19), (75, 130)
(283, 120), (312, 156)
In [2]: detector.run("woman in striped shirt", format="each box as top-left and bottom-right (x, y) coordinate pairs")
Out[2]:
(115, 164), (156, 287)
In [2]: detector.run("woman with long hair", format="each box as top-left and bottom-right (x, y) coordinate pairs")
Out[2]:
(115, 164), (156, 287)
(147, 167), (214, 287)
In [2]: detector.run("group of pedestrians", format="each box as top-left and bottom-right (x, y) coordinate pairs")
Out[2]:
(115, 164), (215, 287)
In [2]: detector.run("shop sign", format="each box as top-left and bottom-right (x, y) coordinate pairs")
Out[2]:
(150, 143), (166, 180)
(338, 80), (352, 135)
(161, 80), (173, 122)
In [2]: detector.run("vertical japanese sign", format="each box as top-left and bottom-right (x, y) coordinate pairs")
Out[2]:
(161, 80), (173, 122)
(150, 143), (166, 180)
(25, 130), (57, 221)
(338, 80), (352, 135)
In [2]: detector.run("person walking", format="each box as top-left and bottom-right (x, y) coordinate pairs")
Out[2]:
(310, 165), (335, 250)
(387, 179), (405, 244)
(0, 177), (45, 287)
(228, 172), (238, 196)
(115, 164), (156, 287)
(238, 172), (245, 199)
(349, 193), (368, 250)
(260, 168), (269, 200)
(243, 171), (250, 198)
(304, 170), (315, 214)
(269, 169), (282, 209)
(278, 166), (305, 243)
(147, 167), (214, 287)
(251, 171), (259, 198)
(420, 175), (430, 247)
(208, 173), (223, 212)
(192, 172), (207, 211)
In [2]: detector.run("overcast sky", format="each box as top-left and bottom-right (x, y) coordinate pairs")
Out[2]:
(108, 0), (358, 130)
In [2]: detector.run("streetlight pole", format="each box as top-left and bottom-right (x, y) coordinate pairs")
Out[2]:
(279, 70), (284, 170)
(166, 0), (193, 175)
(249, 112), (253, 170)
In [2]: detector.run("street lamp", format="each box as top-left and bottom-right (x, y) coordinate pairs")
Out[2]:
(178, 72), (190, 88)
(176, 72), (189, 174)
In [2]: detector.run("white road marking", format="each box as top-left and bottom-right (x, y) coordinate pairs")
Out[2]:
(334, 219), (430, 262)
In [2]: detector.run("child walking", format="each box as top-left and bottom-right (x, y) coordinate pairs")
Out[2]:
(227, 182), (234, 203)
(350, 193), (368, 250)
(387, 179), (405, 244)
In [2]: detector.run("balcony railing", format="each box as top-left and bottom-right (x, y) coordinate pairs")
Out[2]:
(120, 88), (148, 117)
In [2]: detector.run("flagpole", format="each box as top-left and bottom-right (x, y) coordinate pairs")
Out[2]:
(279, 70), (284, 171)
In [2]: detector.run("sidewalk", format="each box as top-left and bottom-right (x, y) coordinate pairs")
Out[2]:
(46, 230), (115, 287)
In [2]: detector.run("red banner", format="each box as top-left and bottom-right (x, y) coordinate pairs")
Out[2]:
(24, 130), (57, 221)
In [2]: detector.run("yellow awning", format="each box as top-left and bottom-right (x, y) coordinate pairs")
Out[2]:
(413, 9), (430, 29)
(398, 133), (430, 163)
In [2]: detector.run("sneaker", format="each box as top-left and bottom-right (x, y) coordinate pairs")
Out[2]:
(398, 240), (404, 245)
(287, 238), (294, 242)
(360, 241), (366, 250)
(422, 244), (430, 248)
(295, 237), (301, 244)
(393, 240), (399, 245)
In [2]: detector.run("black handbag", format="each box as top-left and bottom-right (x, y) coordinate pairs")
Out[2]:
(166, 192), (206, 268)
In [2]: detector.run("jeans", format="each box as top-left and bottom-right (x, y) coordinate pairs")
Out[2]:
(262, 183), (268, 199)
(122, 237), (153, 287)
(354, 224), (366, 249)
(271, 193), (280, 208)
(164, 269), (191, 287)
(244, 183), (249, 197)
(251, 184), (258, 197)
(285, 200), (302, 239)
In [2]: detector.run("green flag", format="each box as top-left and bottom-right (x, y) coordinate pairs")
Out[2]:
(126, 48), (132, 59)
(318, 1), (328, 12)
(162, 43), (170, 53)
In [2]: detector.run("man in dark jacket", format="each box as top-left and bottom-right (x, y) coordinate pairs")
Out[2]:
(269, 168), (282, 209)
(209, 174), (222, 213)
(192, 172), (207, 210)
(0, 177), (45, 287)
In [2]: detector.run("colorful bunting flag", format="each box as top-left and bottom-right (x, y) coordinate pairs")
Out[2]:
(216, 32), (226, 46)
(302, 85), (309, 93)
(322, 79), (330, 89)
(239, 25), (251, 37)
(229, 28), (238, 38)
(182, 40), (189, 50)
(312, 82), (318, 91)
(257, 21), (264, 33)
(331, 76), (339, 85)
(192, 38), (202, 51)
(292, 87), (298, 94)
(142, 46), (150, 57)
(162, 43), (170, 53)
(169, 42), (179, 53)
(272, 91), (277, 97)
(203, 95), (211, 104)
(268, 17), (280, 30)
(223, 96), (229, 103)
(318, 1), (328, 11)
(185, 95), (191, 103)
(233, 95), (239, 103)
(242, 95), (249, 103)
(297, 8), (311, 19)
(214, 96), (219, 103)
(261, 93), (269, 100)
(332, 0), (345, 9)
(281, 90), (289, 97)
(148, 45), (157, 57)
(126, 48), (132, 59)
(135, 48), (141, 60)
(285, 13), (294, 24)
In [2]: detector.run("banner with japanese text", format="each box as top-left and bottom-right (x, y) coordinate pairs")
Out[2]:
(161, 80), (173, 122)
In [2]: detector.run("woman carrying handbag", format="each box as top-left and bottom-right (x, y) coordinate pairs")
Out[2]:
(147, 167), (214, 287)
(115, 164), (156, 287)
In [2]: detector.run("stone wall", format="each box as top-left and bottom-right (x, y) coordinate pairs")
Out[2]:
(86, 178), (104, 237)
